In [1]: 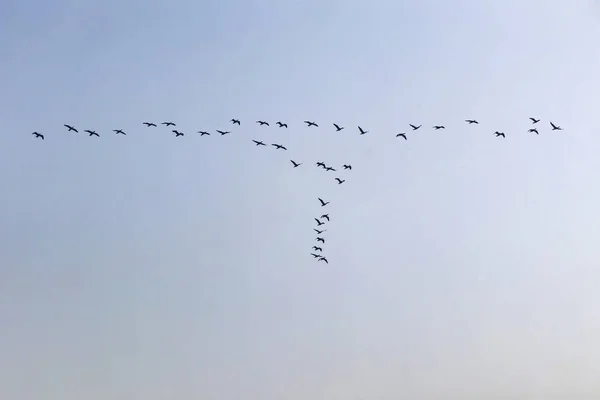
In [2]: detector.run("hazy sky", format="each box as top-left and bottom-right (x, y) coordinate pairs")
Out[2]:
(2, 0), (600, 398)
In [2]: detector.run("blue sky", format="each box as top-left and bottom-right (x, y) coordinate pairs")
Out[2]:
(2, 0), (600, 398)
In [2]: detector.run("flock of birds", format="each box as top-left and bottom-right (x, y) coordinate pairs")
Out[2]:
(28, 117), (564, 264)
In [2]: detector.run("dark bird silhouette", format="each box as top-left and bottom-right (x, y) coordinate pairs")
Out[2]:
(550, 122), (562, 131)
(335, 178), (345, 184)
(173, 130), (184, 137)
(343, 164), (352, 170)
(320, 214), (330, 221)
(314, 229), (326, 234)
(495, 131), (505, 138)
(409, 124), (421, 130)
(85, 130), (99, 137)
(318, 198), (330, 207)
(530, 117), (540, 124)
(32, 132), (44, 139)
(217, 130), (230, 135)
(316, 162), (326, 168)
(198, 131), (210, 136)
(315, 218), (325, 226)
(257, 120), (269, 126)
(311, 253), (321, 258)
(396, 133), (407, 140)
(162, 122), (176, 126)
(312, 246), (323, 252)
(64, 124), (78, 132)
(333, 123), (344, 131)
(231, 119), (241, 125)
(318, 256), (328, 264)
(113, 129), (126, 135)
(252, 140), (266, 146)
(324, 166), (336, 172)
(276, 121), (288, 128)
(272, 143), (287, 150)
(316, 237), (325, 243)
(290, 160), (302, 168)
(143, 122), (157, 127)
(304, 120), (318, 127)
(433, 125), (445, 130)
(528, 128), (539, 134)
(358, 126), (368, 135)
(465, 119), (479, 124)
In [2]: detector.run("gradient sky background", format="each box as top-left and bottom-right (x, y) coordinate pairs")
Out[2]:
(2, 0), (600, 398)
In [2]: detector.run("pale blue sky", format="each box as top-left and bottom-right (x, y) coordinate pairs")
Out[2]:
(2, 0), (600, 398)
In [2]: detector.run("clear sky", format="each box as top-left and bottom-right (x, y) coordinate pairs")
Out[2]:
(2, 0), (600, 398)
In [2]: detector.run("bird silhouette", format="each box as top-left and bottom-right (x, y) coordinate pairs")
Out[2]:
(276, 121), (288, 128)
(333, 123), (344, 131)
(465, 119), (479, 124)
(217, 130), (230, 135)
(320, 214), (330, 221)
(113, 129), (126, 135)
(290, 160), (302, 168)
(318, 198), (330, 206)
(198, 131), (210, 136)
(64, 124), (78, 132)
(304, 120), (318, 127)
(495, 131), (505, 138)
(550, 122), (562, 131)
(257, 120), (269, 126)
(272, 143), (287, 150)
(433, 125), (445, 130)
(143, 122), (157, 127)
(315, 218), (325, 226)
(85, 130), (99, 137)
(396, 133), (407, 140)
(335, 178), (345, 184)
(32, 132), (44, 139)
(409, 124), (421, 130)
(324, 166), (336, 171)
(530, 117), (540, 124)
(316, 162), (326, 168)
(528, 128), (539, 134)
(316, 237), (325, 243)
(252, 140), (266, 146)
(310, 253), (321, 258)
(173, 130), (184, 137)
(342, 164), (352, 170)
(231, 119), (241, 125)
(314, 229), (326, 234)
(358, 126), (368, 135)
(162, 122), (176, 126)
(312, 246), (323, 252)
(318, 256), (328, 264)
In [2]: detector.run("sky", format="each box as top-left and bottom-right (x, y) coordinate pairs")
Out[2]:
(2, 0), (600, 398)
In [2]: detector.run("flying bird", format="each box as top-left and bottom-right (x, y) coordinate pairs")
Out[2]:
(318, 198), (330, 207)
(64, 124), (78, 132)
(162, 122), (176, 126)
(333, 123), (344, 131)
(231, 119), (241, 125)
(318, 257), (328, 264)
(217, 130), (230, 135)
(316, 162), (326, 168)
(310, 253), (321, 258)
(252, 140), (266, 146)
(257, 120), (269, 126)
(433, 125), (445, 130)
(85, 130), (99, 137)
(276, 121), (288, 128)
(304, 120), (318, 127)
(143, 122), (157, 127)
(320, 214), (330, 221)
(550, 122), (562, 131)
(290, 160), (302, 168)
(272, 143), (287, 150)
(465, 119), (479, 124)
(396, 133), (407, 140)
(312, 246), (323, 252)
(342, 164), (352, 170)
(494, 131), (505, 138)
(198, 131), (210, 136)
(528, 128), (539, 134)
(530, 117), (540, 124)
(32, 132), (44, 139)
(409, 124), (421, 130)
(335, 178), (345, 184)
(173, 130), (184, 137)
(358, 126), (368, 135)
(314, 229), (326, 234)
(316, 237), (325, 243)
(113, 129), (126, 135)
(324, 166), (336, 171)
(315, 218), (325, 226)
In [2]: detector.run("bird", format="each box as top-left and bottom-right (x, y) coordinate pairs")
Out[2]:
(173, 130), (184, 137)
(318, 198), (330, 207)
(321, 214), (330, 221)
(143, 122), (157, 127)
(314, 229), (326, 234)
(530, 117), (540, 124)
(310, 253), (321, 258)
(217, 130), (230, 135)
(162, 122), (176, 126)
(290, 160), (302, 168)
(465, 119), (479, 124)
(494, 131), (505, 138)
(85, 130), (99, 137)
(257, 120), (269, 126)
(316, 237), (325, 243)
(198, 131), (210, 136)
(550, 122), (562, 131)
(409, 124), (421, 130)
(433, 125), (445, 130)
(318, 257), (328, 264)
(304, 120), (318, 127)
(272, 143), (287, 150)
(358, 126), (368, 135)
(312, 246), (323, 252)
(276, 121), (288, 128)
(32, 132), (44, 139)
(528, 128), (539, 134)
(252, 140), (266, 146)
(333, 123), (344, 131)
(315, 218), (325, 226)
(396, 133), (407, 140)
(342, 164), (352, 170)
(316, 162), (326, 168)
(113, 129), (126, 135)
(335, 178), (345, 184)
(64, 124), (78, 132)
(324, 166), (336, 172)
(231, 119), (241, 125)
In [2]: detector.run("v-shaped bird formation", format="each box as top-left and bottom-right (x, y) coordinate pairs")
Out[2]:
(28, 117), (564, 264)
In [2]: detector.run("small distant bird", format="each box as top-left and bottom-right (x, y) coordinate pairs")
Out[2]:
(304, 120), (318, 127)
(32, 132), (44, 139)
(433, 125), (445, 130)
(173, 130), (184, 137)
(64, 124), (78, 132)
(396, 133), (407, 140)
(409, 124), (421, 130)
(495, 131), (505, 138)
(465, 119), (479, 124)
(198, 131), (210, 136)
(316, 237), (325, 243)
(113, 129), (126, 135)
(358, 126), (368, 135)
(333, 123), (344, 131)
(290, 160), (302, 168)
(324, 166), (336, 171)
(143, 122), (156, 127)
(318, 256), (328, 264)
(252, 140), (266, 146)
(343, 164), (352, 170)
(550, 122), (562, 131)
(530, 117), (540, 124)
(315, 218), (325, 226)
(272, 143), (287, 150)
(257, 120), (269, 126)
(85, 130), (99, 137)
(231, 119), (241, 125)
(310, 253), (321, 258)
(528, 128), (539, 134)
(314, 229), (326, 234)
(316, 162), (326, 168)
(276, 121), (288, 128)
(313, 246), (322, 252)
(318, 198), (330, 207)
(321, 214), (330, 221)
(335, 178), (345, 184)
(217, 130), (230, 135)
(162, 122), (175, 126)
